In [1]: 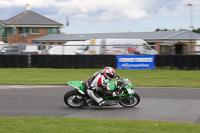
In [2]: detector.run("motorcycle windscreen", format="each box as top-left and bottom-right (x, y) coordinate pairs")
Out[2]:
(67, 81), (84, 90)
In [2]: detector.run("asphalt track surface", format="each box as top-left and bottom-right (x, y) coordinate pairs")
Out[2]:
(0, 85), (200, 123)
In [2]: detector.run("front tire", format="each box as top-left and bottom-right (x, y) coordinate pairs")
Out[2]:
(64, 90), (85, 108)
(119, 93), (140, 107)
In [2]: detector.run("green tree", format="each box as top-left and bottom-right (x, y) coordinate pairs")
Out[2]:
(155, 28), (200, 33)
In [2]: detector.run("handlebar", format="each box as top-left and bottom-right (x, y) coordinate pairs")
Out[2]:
(114, 75), (122, 80)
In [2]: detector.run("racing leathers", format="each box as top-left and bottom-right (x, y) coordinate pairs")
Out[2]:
(83, 70), (116, 106)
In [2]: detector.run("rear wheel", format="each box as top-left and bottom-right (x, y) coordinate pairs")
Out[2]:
(64, 90), (85, 108)
(119, 93), (140, 107)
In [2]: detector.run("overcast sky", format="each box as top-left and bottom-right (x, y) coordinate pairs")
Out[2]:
(0, 0), (200, 34)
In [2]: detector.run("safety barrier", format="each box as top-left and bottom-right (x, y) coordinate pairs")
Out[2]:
(0, 55), (199, 69)
(31, 55), (116, 68)
(0, 55), (28, 68)
(155, 55), (200, 69)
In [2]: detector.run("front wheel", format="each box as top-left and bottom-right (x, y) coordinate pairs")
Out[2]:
(119, 93), (140, 107)
(64, 90), (85, 108)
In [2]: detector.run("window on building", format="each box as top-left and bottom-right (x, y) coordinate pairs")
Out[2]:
(160, 46), (171, 54)
(1, 27), (6, 37)
(9, 27), (14, 35)
(19, 27), (29, 33)
(47, 28), (58, 34)
(30, 28), (40, 34)
(18, 27), (40, 34)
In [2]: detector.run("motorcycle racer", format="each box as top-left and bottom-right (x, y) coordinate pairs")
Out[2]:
(83, 66), (119, 106)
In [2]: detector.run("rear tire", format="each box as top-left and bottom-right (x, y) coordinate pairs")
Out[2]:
(119, 93), (140, 107)
(64, 90), (85, 108)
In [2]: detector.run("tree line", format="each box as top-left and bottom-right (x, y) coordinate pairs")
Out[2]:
(155, 28), (200, 34)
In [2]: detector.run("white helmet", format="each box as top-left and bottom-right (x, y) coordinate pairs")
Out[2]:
(102, 67), (115, 80)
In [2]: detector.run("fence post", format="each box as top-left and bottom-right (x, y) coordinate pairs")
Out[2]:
(28, 55), (31, 68)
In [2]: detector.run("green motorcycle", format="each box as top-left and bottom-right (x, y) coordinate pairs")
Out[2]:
(64, 77), (140, 108)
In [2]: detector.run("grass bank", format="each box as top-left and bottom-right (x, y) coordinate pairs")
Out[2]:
(0, 68), (200, 87)
(0, 117), (199, 133)
(0, 68), (199, 87)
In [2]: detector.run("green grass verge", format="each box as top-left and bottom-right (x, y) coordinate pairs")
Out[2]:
(0, 68), (200, 87)
(0, 117), (200, 133)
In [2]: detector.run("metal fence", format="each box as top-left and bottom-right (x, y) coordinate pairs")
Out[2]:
(0, 44), (200, 55)
(0, 55), (200, 69)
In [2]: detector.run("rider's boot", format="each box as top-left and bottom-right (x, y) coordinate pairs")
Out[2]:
(87, 89), (105, 107)
(98, 100), (105, 107)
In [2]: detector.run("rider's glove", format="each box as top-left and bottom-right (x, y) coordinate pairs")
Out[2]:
(115, 75), (120, 79)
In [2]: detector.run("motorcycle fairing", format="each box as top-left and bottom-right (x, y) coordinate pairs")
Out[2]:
(67, 81), (85, 94)
(107, 80), (116, 91)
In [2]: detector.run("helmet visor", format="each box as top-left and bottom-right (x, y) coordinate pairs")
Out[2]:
(107, 73), (115, 79)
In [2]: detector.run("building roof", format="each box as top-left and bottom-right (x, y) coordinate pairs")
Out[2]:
(33, 31), (200, 42)
(0, 10), (63, 26)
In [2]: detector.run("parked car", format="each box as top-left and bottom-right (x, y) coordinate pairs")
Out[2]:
(0, 46), (38, 55)
(0, 43), (51, 55)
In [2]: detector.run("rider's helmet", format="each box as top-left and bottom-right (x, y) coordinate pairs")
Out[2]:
(102, 67), (115, 80)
